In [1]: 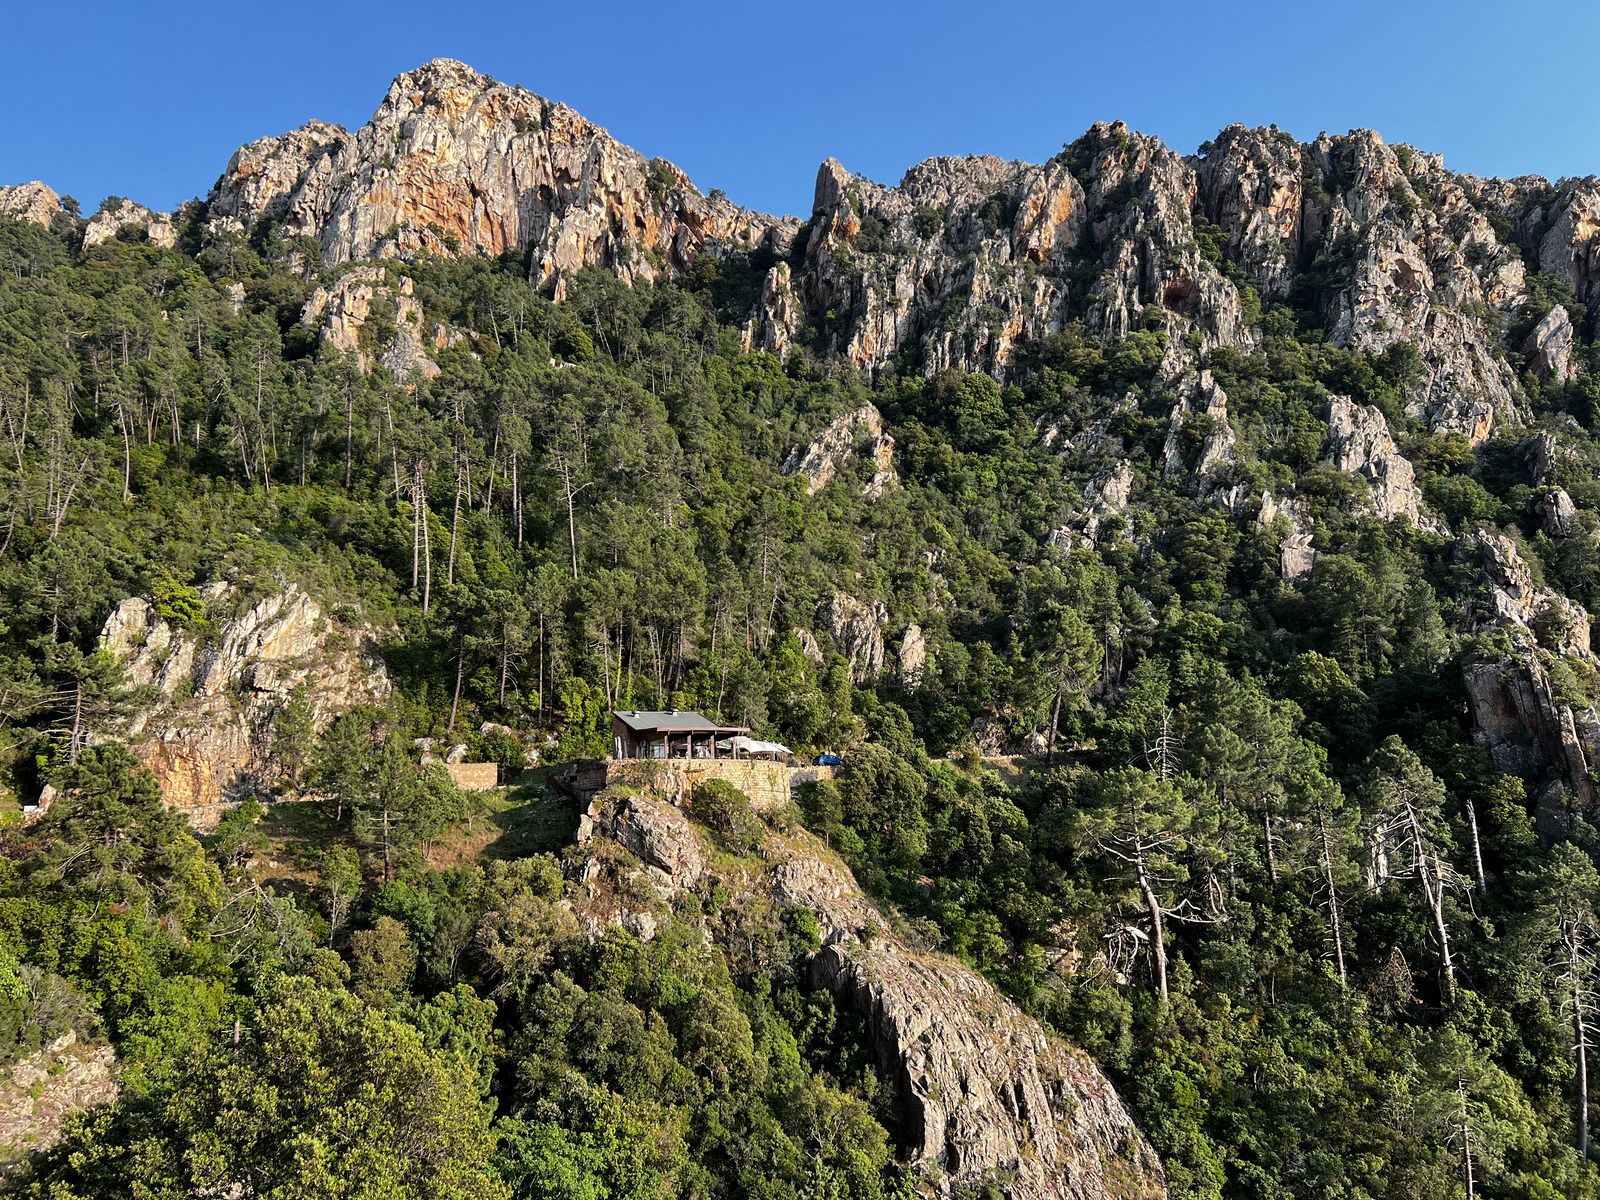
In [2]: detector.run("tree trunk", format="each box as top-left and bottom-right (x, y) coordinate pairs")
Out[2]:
(1576, 943), (1590, 1159)
(118, 401), (132, 502)
(513, 447), (522, 548)
(1406, 806), (1456, 1000)
(499, 635), (510, 708)
(1136, 844), (1169, 1006)
(344, 385), (353, 488)
(447, 464), (462, 585)
(1046, 682), (1064, 765)
(422, 492), (432, 615)
(1317, 809), (1348, 987)
(1466, 797), (1487, 893)
(69, 677), (83, 764)
(416, 480), (428, 592)
(563, 463), (581, 581)
(600, 629), (615, 709)
(1458, 1080), (1476, 1200)
(1263, 810), (1280, 887)
(449, 639), (465, 732)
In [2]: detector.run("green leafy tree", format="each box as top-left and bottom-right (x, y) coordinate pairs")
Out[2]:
(1076, 767), (1202, 1006)
(21, 978), (507, 1199)
(28, 743), (218, 923)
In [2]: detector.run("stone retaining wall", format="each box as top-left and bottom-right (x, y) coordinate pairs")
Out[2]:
(602, 760), (835, 811)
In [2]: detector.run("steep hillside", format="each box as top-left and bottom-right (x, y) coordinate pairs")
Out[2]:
(7, 54), (1600, 1200)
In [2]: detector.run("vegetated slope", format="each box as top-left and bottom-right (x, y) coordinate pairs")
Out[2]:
(3, 54), (1600, 1200)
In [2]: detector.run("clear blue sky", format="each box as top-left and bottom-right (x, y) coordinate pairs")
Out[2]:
(2, 0), (1595, 219)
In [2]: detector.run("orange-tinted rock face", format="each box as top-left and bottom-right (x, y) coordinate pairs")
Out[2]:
(206, 59), (800, 299)
(195, 58), (1579, 441)
(99, 583), (391, 827)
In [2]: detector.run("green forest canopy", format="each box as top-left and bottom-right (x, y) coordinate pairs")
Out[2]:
(1, 203), (1600, 1199)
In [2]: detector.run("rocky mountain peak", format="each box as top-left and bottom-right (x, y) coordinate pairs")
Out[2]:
(203, 59), (797, 301)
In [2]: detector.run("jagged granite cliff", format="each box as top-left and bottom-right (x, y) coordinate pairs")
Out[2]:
(97, 582), (390, 826)
(173, 59), (1590, 450)
(573, 788), (1165, 1200)
(7, 58), (1590, 456)
(203, 59), (799, 299)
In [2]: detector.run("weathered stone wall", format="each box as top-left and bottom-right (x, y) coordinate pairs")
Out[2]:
(445, 762), (500, 791)
(602, 759), (831, 811)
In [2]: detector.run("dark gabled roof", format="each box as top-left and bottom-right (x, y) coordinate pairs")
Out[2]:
(612, 710), (749, 733)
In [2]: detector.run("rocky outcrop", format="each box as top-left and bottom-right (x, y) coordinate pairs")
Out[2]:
(1076, 461), (1136, 546)
(1163, 370), (1235, 483)
(206, 59), (797, 299)
(301, 266), (438, 382)
(81, 199), (176, 250)
(776, 845), (1164, 1200)
(1533, 180), (1600, 310)
(576, 791), (706, 893)
(741, 262), (802, 358)
(1524, 429), (1578, 486)
(99, 581), (391, 826)
(1259, 492), (1318, 581)
(571, 785), (1165, 1200)
(0, 183), (62, 228)
(796, 120), (1250, 378)
(0, 1037), (117, 1174)
(1458, 531), (1600, 837)
(818, 593), (888, 683)
(1196, 124), (1303, 297)
(194, 60), (1574, 432)
(898, 624), (927, 688)
(792, 627), (825, 664)
(1533, 488), (1579, 537)
(1324, 396), (1438, 528)
(1524, 305), (1577, 385)
(782, 404), (896, 498)
(207, 120), (348, 231)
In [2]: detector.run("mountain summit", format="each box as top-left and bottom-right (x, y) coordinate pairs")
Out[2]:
(184, 57), (1594, 447)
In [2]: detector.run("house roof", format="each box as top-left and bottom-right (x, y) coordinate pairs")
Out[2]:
(612, 710), (749, 733)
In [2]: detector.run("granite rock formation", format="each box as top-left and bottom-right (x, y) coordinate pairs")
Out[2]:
(1323, 395), (1438, 529)
(81, 199), (177, 250)
(204, 59), (799, 300)
(98, 582), (391, 826)
(300, 265), (439, 382)
(571, 789), (1166, 1200)
(1457, 531), (1600, 838)
(0, 183), (62, 228)
(817, 593), (888, 684)
(782, 403), (896, 497)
